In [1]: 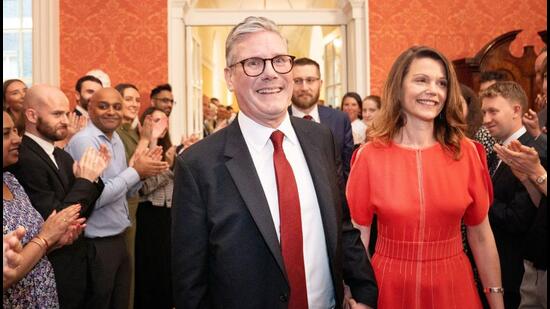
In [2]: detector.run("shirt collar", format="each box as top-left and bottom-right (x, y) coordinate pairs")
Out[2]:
(502, 126), (527, 146)
(75, 105), (89, 118)
(24, 132), (56, 155)
(291, 104), (320, 123)
(238, 111), (299, 153)
(87, 121), (119, 144)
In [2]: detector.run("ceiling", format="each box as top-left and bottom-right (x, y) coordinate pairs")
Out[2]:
(192, 0), (340, 9)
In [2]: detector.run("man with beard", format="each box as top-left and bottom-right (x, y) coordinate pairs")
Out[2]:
(9, 84), (108, 308)
(150, 83), (175, 116)
(290, 57), (353, 184)
(74, 75), (103, 118)
(66, 88), (170, 308)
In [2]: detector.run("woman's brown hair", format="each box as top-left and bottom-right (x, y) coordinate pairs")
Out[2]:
(368, 46), (466, 159)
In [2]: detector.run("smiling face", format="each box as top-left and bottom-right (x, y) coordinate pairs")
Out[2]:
(481, 95), (522, 141)
(5, 80), (27, 113)
(3, 112), (22, 168)
(88, 88), (123, 137)
(224, 31), (293, 128)
(342, 97), (361, 121)
(400, 57), (448, 125)
(121, 87), (141, 122)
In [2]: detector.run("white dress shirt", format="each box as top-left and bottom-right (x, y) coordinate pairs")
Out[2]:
(495, 126), (527, 172)
(291, 104), (321, 123)
(25, 132), (58, 169)
(238, 111), (335, 308)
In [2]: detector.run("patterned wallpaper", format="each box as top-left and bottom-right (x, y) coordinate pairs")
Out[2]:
(59, 0), (167, 113)
(59, 0), (546, 104)
(368, 0), (547, 95)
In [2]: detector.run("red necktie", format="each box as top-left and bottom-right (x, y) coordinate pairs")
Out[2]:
(303, 115), (313, 121)
(270, 130), (308, 308)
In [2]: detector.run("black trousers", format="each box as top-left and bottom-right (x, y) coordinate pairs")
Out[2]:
(48, 237), (90, 309)
(134, 201), (173, 309)
(86, 233), (131, 309)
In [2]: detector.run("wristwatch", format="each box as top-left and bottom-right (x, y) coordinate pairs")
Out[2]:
(535, 173), (547, 184)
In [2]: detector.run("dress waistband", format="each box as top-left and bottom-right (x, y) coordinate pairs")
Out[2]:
(375, 234), (464, 261)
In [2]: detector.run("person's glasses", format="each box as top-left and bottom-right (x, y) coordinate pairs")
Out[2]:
(154, 98), (175, 105)
(230, 55), (295, 77)
(293, 77), (320, 85)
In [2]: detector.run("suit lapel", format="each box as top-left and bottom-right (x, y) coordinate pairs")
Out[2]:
(21, 136), (68, 189)
(291, 118), (338, 260)
(223, 122), (287, 276)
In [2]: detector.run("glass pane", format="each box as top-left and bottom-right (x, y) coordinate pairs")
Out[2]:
(23, 31), (32, 78)
(3, 0), (18, 19)
(22, 0), (31, 18)
(3, 0), (19, 29)
(3, 32), (20, 79)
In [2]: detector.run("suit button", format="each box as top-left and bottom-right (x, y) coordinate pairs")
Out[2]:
(279, 294), (288, 302)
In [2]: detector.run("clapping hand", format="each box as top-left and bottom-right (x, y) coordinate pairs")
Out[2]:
(130, 146), (169, 179)
(73, 146), (110, 182)
(494, 140), (542, 182)
(38, 204), (82, 250)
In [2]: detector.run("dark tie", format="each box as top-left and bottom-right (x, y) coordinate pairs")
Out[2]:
(53, 147), (63, 169)
(303, 115), (313, 121)
(270, 130), (308, 308)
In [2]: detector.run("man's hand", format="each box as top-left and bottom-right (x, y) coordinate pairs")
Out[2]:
(73, 146), (110, 182)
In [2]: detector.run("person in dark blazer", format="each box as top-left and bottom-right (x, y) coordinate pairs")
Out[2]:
(480, 81), (547, 309)
(9, 84), (107, 308)
(289, 57), (353, 185)
(172, 16), (377, 309)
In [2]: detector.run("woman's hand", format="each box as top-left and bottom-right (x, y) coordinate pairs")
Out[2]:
(38, 204), (82, 249)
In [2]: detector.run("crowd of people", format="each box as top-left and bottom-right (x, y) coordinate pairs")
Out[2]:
(3, 15), (548, 309)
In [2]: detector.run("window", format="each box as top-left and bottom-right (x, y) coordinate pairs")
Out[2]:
(324, 37), (343, 108)
(3, 0), (32, 84)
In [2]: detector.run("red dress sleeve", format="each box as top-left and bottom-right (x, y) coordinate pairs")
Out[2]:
(463, 140), (492, 226)
(346, 144), (374, 226)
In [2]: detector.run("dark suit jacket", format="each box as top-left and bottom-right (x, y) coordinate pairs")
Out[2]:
(489, 132), (547, 309)
(289, 105), (353, 185)
(172, 117), (377, 309)
(9, 135), (104, 308)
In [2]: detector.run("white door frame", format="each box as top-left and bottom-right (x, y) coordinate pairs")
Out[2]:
(168, 0), (369, 141)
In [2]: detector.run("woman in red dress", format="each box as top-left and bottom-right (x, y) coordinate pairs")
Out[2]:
(346, 46), (504, 309)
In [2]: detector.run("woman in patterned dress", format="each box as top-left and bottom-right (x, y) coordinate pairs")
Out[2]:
(346, 46), (504, 309)
(3, 110), (85, 308)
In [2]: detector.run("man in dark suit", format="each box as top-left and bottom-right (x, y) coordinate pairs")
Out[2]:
(172, 16), (377, 309)
(289, 57), (353, 184)
(9, 84), (107, 308)
(74, 75), (103, 118)
(481, 81), (547, 309)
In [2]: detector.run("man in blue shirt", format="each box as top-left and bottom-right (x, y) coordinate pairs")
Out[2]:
(66, 87), (168, 309)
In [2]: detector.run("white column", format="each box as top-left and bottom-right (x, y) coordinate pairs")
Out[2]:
(32, 0), (60, 86)
(342, 0), (368, 97)
(168, 0), (189, 144)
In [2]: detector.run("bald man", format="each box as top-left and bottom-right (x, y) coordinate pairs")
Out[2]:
(65, 88), (168, 309)
(9, 84), (107, 308)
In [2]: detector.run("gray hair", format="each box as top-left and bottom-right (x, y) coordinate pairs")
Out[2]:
(225, 16), (284, 66)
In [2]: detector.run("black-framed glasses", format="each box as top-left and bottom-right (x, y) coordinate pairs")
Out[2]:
(229, 55), (295, 77)
(153, 97), (175, 105)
